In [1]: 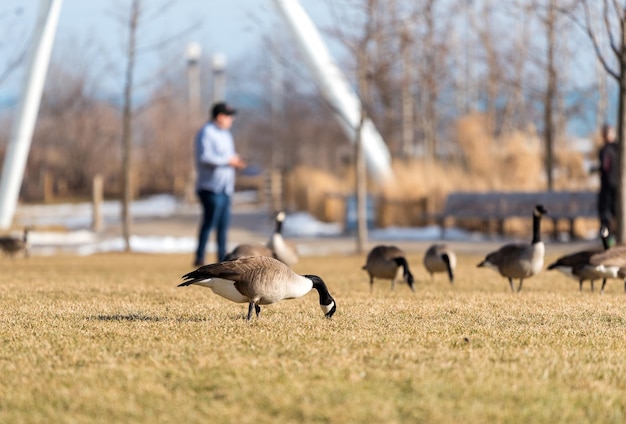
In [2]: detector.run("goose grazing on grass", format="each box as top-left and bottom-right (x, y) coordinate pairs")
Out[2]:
(362, 245), (415, 292)
(423, 243), (456, 284)
(0, 228), (29, 257)
(178, 255), (336, 320)
(267, 211), (299, 266)
(587, 244), (626, 294)
(547, 226), (611, 292)
(223, 244), (273, 261)
(477, 204), (547, 292)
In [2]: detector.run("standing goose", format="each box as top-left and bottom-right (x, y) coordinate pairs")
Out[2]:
(267, 211), (299, 266)
(587, 245), (626, 294)
(0, 228), (29, 257)
(423, 243), (456, 284)
(178, 255), (336, 320)
(546, 226), (611, 292)
(477, 204), (547, 292)
(223, 244), (273, 261)
(362, 245), (415, 292)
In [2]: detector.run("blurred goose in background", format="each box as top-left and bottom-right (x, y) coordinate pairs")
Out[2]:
(267, 211), (299, 266)
(0, 227), (29, 257)
(477, 205), (547, 292)
(178, 256), (336, 320)
(362, 245), (415, 292)
(423, 243), (456, 284)
(223, 244), (273, 261)
(547, 226), (611, 292)
(223, 211), (298, 265)
(587, 244), (626, 294)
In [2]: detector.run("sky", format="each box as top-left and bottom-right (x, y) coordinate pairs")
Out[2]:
(0, 0), (335, 102)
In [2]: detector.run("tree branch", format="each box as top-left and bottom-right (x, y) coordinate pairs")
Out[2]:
(603, 0), (620, 57)
(579, 0), (620, 80)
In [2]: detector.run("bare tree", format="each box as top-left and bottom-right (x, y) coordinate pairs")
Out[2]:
(110, 0), (200, 251)
(119, 0), (139, 252)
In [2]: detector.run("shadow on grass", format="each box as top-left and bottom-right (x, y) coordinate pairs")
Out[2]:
(87, 313), (211, 322)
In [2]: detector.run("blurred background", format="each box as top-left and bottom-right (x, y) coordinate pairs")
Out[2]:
(0, 0), (617, 246)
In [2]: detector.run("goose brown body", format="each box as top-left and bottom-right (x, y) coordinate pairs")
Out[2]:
(547, 227), (611, 292)
(362, 245), (415, 292)
(179, 256), (336, 319)
(423, 244), (456, 283)
(223, 244), (273, 261)
(0, 228), (29, 257)
(587, 246), (626, 293)
(477, 205), (547, 292)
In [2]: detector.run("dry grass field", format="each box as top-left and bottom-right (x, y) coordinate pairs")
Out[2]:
(1, 250), (626, 423)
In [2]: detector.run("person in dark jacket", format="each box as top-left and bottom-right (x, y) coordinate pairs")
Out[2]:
(596, 124), (618, 231)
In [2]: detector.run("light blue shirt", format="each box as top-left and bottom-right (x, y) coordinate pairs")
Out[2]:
(195, 121), (236, 195)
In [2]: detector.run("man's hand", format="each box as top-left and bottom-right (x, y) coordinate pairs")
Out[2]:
(229, 155), (247, 170)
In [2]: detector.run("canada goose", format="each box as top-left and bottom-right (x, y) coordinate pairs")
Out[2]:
(0, 228), (29, 257)
(587, 245), (626, 294)
(223, 244), (273, 261)
(477, 204), (547, 292)
(362, 245), (415, 292)
(423, 243), (456, 284)
(267, 211), (299, 266)
(546, 226), (611, 292)
(178, 255), (336, 320)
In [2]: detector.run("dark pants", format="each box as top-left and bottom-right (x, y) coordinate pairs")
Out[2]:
(195, 190), (231, 264)
(598, 185), (616, 229)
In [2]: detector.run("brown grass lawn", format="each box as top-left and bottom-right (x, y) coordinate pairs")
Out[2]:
(1, 251), (626, 423)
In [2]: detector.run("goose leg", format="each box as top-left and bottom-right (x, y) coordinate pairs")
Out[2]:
(369, 275), (374, 293)
(601, 279), (607, 295)
(247, 302), (255, 320)
(517, 279), (523, 292)
(578, 280), (583, 292)
(255, 305), (261, 318)
(508, 278), (515, 293)
(590, 280), (595, 293)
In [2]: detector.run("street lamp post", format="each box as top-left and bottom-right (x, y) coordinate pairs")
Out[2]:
(212, 53), (226, 104)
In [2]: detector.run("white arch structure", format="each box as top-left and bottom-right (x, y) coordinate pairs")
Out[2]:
(271, 0), (392, 182)
(0, 0), (392, 230)
(0, 0), (63, 229)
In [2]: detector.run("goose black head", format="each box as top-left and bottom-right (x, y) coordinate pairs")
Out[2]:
(534, 204), (548, 216)
(305, 275), (337, 318)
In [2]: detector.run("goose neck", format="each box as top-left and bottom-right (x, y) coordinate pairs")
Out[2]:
(532, 213), (542, 244)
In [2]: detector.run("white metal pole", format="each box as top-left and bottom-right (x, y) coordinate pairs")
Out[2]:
(212, 53), (226, 104)
(0, 0), (63, 229)
(271, 0), (392, 183)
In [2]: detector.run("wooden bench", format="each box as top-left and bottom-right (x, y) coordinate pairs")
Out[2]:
(439, 191), (598, 239)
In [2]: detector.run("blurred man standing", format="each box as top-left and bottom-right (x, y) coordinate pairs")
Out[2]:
(597, 123), (618, 232)
(193, 102), (246, 266)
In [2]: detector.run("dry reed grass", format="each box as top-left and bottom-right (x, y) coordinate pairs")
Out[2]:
(284, 113), (594, 234)
(1, 251), (626, 423)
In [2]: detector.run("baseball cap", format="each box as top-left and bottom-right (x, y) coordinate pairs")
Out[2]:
(211, 102), (237, 119)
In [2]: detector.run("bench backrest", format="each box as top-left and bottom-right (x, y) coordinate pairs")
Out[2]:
(443, 191), (597, 219)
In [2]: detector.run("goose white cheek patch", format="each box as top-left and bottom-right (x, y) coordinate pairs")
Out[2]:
(320, 301), (335, 315)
